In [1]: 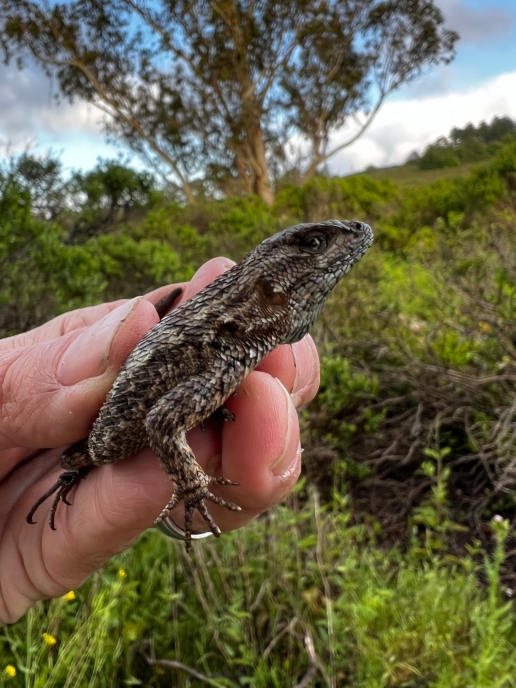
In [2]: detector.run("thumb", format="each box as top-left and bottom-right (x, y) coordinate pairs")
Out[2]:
(0, 297), (159, 451)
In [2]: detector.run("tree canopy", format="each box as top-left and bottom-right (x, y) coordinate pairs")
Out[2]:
(1, 0), (458, 204)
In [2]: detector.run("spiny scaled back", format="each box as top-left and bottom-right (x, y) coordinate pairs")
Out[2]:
(88, 219), (373, 464)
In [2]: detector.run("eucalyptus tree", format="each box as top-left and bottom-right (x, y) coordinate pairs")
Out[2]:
(1, 0), (458, 204)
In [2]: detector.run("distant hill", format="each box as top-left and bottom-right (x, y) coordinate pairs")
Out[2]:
(354, 116), (516, 188)
(350, 117), (516, 188)
(407, 116), (516, 171)
(356, 159), (490, 189)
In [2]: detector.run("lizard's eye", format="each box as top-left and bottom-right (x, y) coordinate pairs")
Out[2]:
(299, 232), (328, 254)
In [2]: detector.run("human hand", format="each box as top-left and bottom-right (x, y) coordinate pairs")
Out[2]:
(0, 258), (320, 624)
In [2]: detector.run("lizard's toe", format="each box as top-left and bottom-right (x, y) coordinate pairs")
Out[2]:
(196, 501), (222, 537)
(206, 491), (241, 512)
(209, 475), (239, 487)
(26, 467), (93, 529)
(154, 489), (183, 524)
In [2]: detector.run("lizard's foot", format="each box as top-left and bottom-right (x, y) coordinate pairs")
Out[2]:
(26, 467), (93, 530)
(155, 477), (241, 551)
(220, 407), (236, 422)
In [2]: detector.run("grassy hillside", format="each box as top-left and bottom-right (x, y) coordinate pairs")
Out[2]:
(359, 159), (490, 188)
(362, 115), (516, 188)
(2, 142), (516, 686)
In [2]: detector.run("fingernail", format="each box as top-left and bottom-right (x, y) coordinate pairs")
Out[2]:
(58, 298), (140, 385)
(290, 338), (320, 409)
(271, 378), (302, 477)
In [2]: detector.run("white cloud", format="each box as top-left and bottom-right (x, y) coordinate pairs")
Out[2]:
(0, 62), (116, 170)
(327, 70), (516, 175)
(0, 65), (103, 142)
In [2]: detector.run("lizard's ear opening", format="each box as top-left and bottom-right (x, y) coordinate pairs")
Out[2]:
(256, 276), (288, 306)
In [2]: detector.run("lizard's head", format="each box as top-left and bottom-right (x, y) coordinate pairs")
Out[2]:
(251, 219), (373, 343)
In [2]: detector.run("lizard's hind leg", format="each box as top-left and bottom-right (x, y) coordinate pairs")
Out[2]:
(153, 448), (240, 551)
(145, 380), (242, 551)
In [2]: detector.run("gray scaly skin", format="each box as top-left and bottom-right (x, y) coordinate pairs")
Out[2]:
(27, 220), (373, 550)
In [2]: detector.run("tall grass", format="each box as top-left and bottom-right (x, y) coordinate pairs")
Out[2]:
(2, 491), (515, 687)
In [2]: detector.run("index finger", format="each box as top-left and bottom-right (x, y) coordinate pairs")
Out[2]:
(0, 284), (186, 351)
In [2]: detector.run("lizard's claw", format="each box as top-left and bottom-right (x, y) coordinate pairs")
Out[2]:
(26, 467), (93, 530)
(155, 478), (241, 551)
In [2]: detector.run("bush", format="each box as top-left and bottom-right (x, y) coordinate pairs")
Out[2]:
(275, 174), (398, 225)
(419, 143), (461, 169)
(0, 180), (105, 336)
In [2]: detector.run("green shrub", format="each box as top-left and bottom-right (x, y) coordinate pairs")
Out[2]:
(89, 233), (189, 301)
(275, 174), (398, 225)
(419, 144), (461, 169)
(0, 180), (105, 336)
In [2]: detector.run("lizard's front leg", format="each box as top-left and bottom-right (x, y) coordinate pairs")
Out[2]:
(145, 371), (243, 551)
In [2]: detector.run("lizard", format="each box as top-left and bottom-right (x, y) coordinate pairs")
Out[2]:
(27, 219), (373, 550)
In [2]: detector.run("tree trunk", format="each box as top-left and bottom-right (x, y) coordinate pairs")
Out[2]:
(299, 154), (323, 185)
(237, 50), (274, 205)
(181, 178), (196, 205)
(246, 119), (274, 205)
(253, 172), (274, 206)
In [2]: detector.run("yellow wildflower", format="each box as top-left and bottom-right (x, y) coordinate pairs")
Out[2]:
(4, 665), (16, 678)
(63, 591), (76, 601)
(42, 633), (57, 646)
(478, 321), (492, 334)
(118, 568), (127, 578)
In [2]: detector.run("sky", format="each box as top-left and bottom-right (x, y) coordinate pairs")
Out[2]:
(1, 0), (516, 178)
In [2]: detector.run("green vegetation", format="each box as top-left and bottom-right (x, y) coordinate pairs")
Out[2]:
(1, 498), (515, 687)
(363, 159), (488, 188)
(412, 116), (516, 170)
(2, 141), (516, 685)
(364, 116), (516, 188)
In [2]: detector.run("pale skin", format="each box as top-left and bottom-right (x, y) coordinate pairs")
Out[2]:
(0, 257), (320, 625)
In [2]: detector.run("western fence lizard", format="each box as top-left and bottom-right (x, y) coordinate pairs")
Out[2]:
(27, 220), (373, 549)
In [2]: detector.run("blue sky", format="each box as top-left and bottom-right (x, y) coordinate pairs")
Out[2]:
(401, 0), (516, 94)
(446, 0), (516, 85)
(1, 0), (516, 177)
